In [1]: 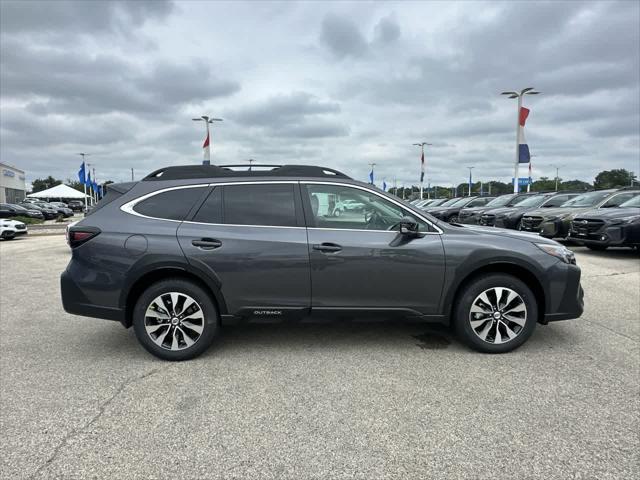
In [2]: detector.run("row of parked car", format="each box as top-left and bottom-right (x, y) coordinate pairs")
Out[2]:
(410, 187), (640, 251)
(0, 199), (76, 220)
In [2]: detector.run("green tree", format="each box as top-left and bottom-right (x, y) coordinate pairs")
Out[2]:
(31, 176), (62, 193)
(531, 176), (557, 192)
(594, 169), (636, 189)
(560, 179), (591, 191)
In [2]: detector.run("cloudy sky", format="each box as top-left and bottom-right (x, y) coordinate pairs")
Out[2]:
(1, 0), (638, 188)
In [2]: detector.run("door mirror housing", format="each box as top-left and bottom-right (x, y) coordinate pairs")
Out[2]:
(399, 216), (419, 235)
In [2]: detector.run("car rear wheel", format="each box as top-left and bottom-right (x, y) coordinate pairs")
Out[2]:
(133, 279), (219, 361)
(454, 274), (537, 353)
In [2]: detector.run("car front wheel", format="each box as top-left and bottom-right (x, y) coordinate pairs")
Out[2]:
(454, 274), (537, 353)
(133, 279), (219, 361)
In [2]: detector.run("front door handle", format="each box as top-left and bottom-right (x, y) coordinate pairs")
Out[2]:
(312, 242), (342, 253)
(192, 238), (222, 249)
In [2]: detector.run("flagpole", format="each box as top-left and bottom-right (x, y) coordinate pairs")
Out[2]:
(420, 144), (424, 200)
(501, 87), (541, 193)
(92, 167), (97, 205)
(192, 115), (222, 166)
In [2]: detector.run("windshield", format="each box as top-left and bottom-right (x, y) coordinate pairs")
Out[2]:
(450, 197), (473, 207)
(562, 191), (612, 207)
(513, 195), (548, 208)
(483, 195), (513, 208)
(619, 196), (640, 208)
(438, 198), (460, 207)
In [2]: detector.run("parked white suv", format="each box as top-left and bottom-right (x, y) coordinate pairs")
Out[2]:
(0, 219), (28, 240)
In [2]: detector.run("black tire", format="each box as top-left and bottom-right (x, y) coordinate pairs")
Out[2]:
(586, 244), (608, 251)
(454, 274), (538, 353)
(133, 279), (219, 361)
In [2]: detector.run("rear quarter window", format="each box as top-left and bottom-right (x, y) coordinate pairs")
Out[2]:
(133, 187), (207, 221)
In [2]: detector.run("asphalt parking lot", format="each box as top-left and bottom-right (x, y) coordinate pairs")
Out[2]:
(1, 235), (638, 480)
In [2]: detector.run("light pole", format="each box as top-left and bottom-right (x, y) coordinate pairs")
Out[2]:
(501, 87), (541, 193)
(192, 115), (223, 165)
(552, 164), (564, 191)
(248, 159), (255, 171)
(413, 142), (432, 200)
(467, 166), (475, 196)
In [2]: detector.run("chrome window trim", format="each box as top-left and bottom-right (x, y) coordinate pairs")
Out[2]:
(182, 221), (305, 230)
(120, 179), (443, 234)
(120, 184), (209, 222)
(120, 181), (300, 225)
(301, 181), (443, 234)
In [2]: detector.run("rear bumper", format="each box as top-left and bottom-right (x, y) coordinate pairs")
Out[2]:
(60, 269), (124, 323)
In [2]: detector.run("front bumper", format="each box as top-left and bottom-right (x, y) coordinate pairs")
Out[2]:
(569, 222), (640, 247)
(494, 217), (518, 229)
(542, 262), (584, 323)
(458, 214), (480, 225)
(540, 218), (571, 239)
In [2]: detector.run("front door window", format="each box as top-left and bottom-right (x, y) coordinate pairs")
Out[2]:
(305, 184), (430, 232)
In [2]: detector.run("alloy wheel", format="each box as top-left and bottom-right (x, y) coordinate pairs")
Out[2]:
(144, 292), (205, 351)
(468, 287), (527, 344)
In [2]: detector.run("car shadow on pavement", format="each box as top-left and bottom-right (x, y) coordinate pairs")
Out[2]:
(79, 318), (574, 361)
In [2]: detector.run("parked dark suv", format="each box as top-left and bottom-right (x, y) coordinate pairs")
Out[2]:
(61, 165), (583, 360)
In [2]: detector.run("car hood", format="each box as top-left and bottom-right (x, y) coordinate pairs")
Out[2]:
(1, 220), (26, 227)
(460, 206), (486, 213)
(484, 206), (524, 216)
(574, 207), (640, 220)
(482, 206), (519, 215)
(458, 224), (557, 245)
(523, 207), (576, 218)
(429, 208), (449, 215)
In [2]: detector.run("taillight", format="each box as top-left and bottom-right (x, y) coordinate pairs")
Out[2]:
(67, 227), (100, 248)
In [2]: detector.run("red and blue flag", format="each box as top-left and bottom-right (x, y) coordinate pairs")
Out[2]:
(518, 107), (530, 164)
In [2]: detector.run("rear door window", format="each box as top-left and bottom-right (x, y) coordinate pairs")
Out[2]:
(133, 187), (206, 221)
(223, 184), (298, 227)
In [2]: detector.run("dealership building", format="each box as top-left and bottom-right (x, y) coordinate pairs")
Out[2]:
(0, 162), (27, 204)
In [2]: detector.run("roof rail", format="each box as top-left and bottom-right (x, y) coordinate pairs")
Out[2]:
(143, 164), (351, 181)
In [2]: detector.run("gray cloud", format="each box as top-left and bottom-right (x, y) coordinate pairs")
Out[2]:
(0, 0), (637, 188)
(0, 0), (173, 37)
(232, 92), (341, 126)
(320, 14), (368, 59)
(0, 40), (239, 116)
(373, 15), (400, 45)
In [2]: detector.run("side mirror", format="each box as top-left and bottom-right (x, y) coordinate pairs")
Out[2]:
(399, 216), (419, 235)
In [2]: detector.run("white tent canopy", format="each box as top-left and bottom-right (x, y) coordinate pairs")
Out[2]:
(28, 183), (87, 200)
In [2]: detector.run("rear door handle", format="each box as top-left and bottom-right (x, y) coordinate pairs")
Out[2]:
(312, 243), (342, 253)
(192, 238), (222, 249)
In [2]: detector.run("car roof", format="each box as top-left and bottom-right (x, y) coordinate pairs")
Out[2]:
(143, 164), (351, 182)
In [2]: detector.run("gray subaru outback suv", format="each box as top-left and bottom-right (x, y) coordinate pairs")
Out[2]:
(61, 164), (583, 360)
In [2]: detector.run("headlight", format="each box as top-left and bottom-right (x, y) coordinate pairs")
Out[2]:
(611, 216), (640, 225)
(535, 243), (576, 264)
